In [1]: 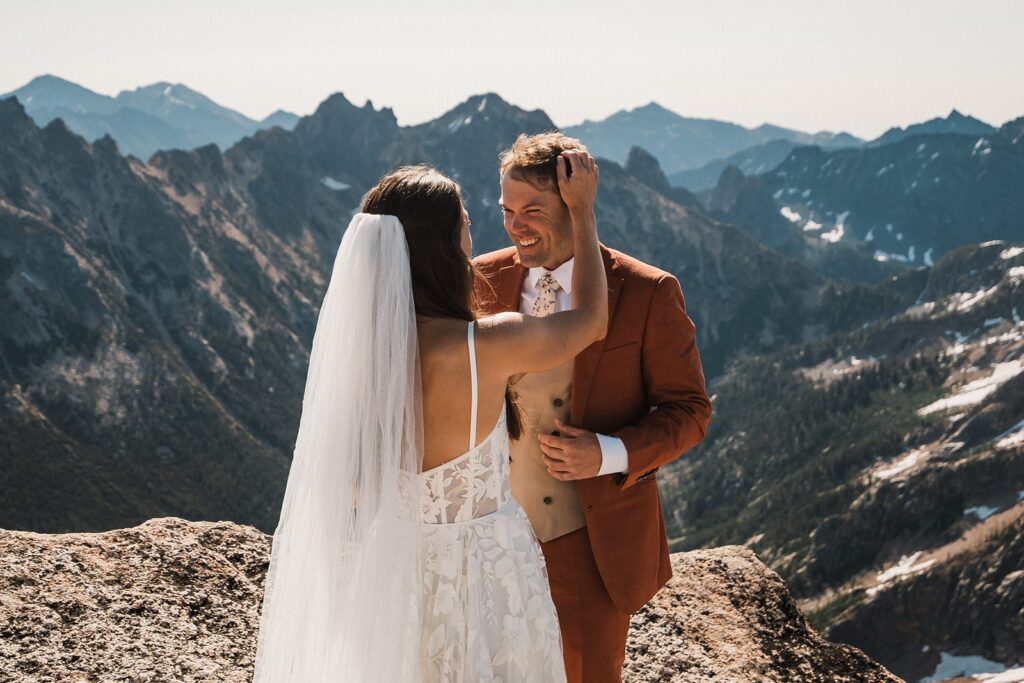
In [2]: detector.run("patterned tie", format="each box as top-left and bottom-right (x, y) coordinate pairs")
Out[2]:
(531, 273), (561, 318)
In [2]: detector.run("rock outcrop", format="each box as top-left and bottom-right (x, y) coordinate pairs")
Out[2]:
(0, 517), (899, 682)
(623, 546), (901, 682)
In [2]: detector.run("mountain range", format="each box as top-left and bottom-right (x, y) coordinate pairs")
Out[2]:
(668, 138), (805, 192)
(664, 110), (1000, 193)
(625, 109), (1013, 281)
(748, 117), (1024, 269)
(1, 78), (1022, 682)
(1, 75), (300, 160)
(0, 90), (838, 535)
(868, 109), (996, 147)
(564, 102), (862, 174)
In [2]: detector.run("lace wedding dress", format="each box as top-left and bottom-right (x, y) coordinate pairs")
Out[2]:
(253, 214), (566, 681)
(417, 322), (567, 682)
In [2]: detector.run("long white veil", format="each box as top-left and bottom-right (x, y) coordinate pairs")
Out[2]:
(253, 213), (423, 682)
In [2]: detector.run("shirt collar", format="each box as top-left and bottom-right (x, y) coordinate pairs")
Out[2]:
(528, 257), (575, 294)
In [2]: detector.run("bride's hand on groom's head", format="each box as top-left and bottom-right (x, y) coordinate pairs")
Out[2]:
(556, 150), (599, 215)
(536, 418), (602, 481)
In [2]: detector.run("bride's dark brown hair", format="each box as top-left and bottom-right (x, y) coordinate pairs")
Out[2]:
(362, 164), (474, 320)
(362, 164), (522, 438)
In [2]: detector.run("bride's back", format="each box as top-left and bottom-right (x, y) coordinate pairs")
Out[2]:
(417, 317), (507, 471)
(358, 164), (502, 471)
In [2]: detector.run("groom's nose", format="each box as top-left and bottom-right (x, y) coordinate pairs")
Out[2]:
(509, 215), (529, 234)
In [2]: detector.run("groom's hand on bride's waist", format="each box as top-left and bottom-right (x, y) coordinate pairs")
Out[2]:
(537, 418), (603, 481)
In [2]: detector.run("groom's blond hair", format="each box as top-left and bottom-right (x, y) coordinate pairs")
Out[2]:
(499, 132), (588, 197)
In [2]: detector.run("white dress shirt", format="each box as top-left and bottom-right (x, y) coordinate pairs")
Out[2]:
(520, 258), (630, 476)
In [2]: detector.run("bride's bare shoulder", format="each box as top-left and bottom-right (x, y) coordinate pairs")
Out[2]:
(417, 318), (472, 364)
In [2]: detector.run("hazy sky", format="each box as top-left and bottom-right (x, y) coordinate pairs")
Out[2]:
(3, 1), (1023, 139)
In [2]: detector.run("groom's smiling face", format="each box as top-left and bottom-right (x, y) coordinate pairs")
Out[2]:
(498, 173), (573, 270)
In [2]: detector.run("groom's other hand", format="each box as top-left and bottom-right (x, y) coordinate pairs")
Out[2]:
(537, 418), (602, 480)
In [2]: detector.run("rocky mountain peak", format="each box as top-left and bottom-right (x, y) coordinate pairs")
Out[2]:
(707, 164), (747, 212)
(308, 92), (385, 120)
(24, 73), (80, 88)
(999, 116), (1024, 144)
(622, 145), (704, 210)
(624, 145), (672, 194)
(615, 101), (685, 126)
(633, 101), (674, 116)
(1, 75), (123, 119)
(432, 92), (555, 132)
(296, 92), (400, 139)
(39, 115), (83, 147)
(260, 108), (296, 120)
(92, 133), (121, 157)
(117, 81), (209, 103)
(870, 110), (996, 146)
(149, 142), (227, 183)
(0, 96), (37, 135)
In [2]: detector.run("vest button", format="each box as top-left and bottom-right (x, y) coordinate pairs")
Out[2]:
(553, 398), (564, 407)
(543, 496), (553, 505)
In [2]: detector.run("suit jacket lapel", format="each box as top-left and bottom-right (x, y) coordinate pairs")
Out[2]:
(486, 246), (621, 423)
(495, 259), (528, 313)
(572, 246), (622, 424)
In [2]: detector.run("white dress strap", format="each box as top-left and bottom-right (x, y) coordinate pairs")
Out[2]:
(468, 321), (478, 451)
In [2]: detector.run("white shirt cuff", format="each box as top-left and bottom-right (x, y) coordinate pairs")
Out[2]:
(596, 433), (629, 475)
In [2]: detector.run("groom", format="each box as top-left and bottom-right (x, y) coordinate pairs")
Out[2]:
(474, 132), (713, 682)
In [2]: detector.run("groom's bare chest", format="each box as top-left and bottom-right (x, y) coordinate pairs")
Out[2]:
(508, 360), (586, 542)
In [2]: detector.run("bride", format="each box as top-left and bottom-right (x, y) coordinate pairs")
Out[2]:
(252, 151), (605, 681)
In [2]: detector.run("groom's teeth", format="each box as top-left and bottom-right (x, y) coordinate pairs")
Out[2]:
(520, 238), (538, 247)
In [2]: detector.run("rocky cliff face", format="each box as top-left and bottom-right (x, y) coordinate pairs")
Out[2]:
(707, 164), (906, 283)
(826, 516), (1024, 682)
(0, 96), (326, 534)
(0, 517), (900, 682)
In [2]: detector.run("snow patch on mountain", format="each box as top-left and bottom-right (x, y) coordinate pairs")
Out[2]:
(320, 177), (351, 191)
(965, 505), (1000, 520)
(873, 551), (935, 585)
(917, 359), (1024, 416)
(921, 652), (1016, 682)
(780, 206), (802, 223)
(995, 419), (1024, 450)
(873, 447), (928, 480)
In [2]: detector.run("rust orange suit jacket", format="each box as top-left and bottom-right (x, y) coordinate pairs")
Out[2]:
(473, 244), (713, 614)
